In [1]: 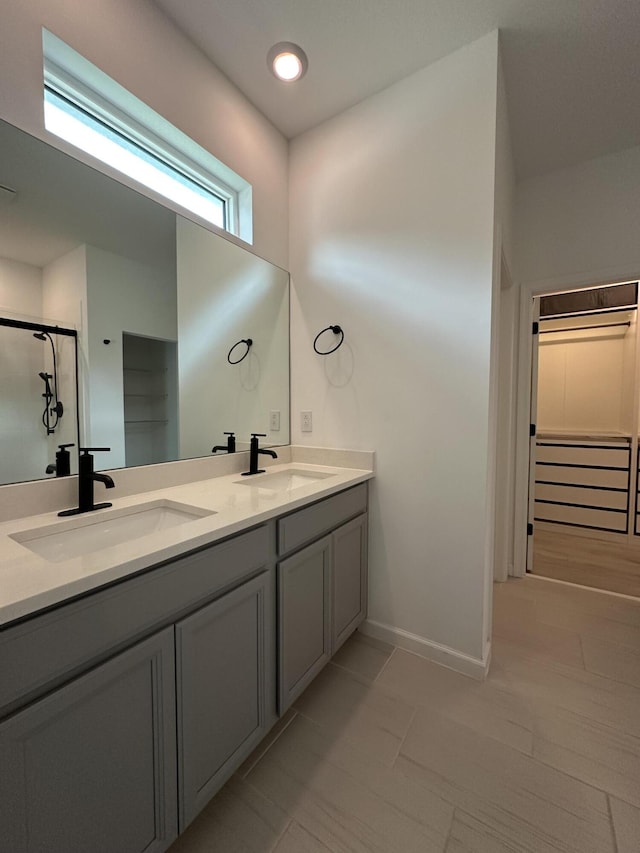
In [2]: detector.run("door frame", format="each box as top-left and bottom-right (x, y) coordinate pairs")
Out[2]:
(512, 265), (640, 578)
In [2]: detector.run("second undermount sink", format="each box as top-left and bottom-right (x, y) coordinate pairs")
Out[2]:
(10, 500), (216, 563)
(235, 468), (335, 492)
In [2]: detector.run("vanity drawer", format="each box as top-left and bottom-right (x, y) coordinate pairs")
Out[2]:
(277, 483), (367, 556)
(0, 524), (270, 716)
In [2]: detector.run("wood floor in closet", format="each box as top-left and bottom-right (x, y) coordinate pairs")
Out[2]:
(168, 575), (640, 853)
(532, 527), (640, 597)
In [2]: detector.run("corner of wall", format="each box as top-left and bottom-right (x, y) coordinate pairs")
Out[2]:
(360, 619), (491, 680)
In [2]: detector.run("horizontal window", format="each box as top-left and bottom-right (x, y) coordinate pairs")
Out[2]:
(42, 29), (252, 240)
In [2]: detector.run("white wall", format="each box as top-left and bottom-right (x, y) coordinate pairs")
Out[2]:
(0, 257), (42, 318)
(177, 217), (289, 458)
(85, 245), (177, 467)
(289, 33), (499, 670)
(537, 323), (635, 434)
(494, 47), (516, 274)
(0, 0), (288, 269)
(516, 144), (640, 288)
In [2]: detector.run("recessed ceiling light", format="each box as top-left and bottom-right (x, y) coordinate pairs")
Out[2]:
(267, 42), (308, 82)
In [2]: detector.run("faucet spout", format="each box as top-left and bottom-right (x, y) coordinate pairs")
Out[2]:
(94, 472), (115, 488)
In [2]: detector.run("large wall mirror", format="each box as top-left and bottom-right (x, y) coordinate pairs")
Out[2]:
(0, 118), (289, 486)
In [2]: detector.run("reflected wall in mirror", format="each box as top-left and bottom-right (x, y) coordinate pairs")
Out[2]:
(177, 217), (289, 459)
(0, 118), (290, 486)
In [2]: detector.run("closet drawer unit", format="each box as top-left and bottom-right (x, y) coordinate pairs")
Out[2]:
(534, 501), (628, 533)
(535, 443), (630, 469)
(535, 463), (629, 490)
(277, 483), (367, 556)
(535, 482), (628, 512)
(0, 525), (270, 716)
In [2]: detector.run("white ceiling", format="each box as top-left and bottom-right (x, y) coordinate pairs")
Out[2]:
(153, 0), (640, 180)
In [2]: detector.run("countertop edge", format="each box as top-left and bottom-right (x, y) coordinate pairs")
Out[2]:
(0, 463), (374, 627)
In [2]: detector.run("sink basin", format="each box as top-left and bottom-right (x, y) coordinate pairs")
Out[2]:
(10, 499), (216, 562)
(235, 468), (334, 492)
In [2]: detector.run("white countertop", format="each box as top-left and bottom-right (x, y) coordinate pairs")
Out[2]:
(0, 461), (373, 626)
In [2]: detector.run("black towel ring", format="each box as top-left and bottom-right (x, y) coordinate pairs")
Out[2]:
(313, 325), (344, 355)
(227, 338), (253, 364)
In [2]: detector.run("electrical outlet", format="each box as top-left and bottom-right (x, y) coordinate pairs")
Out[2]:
(301, 411), (313, 432)
(270, 410), (281, 431)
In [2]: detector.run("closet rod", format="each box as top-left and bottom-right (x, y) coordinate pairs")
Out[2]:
(540, 321), (631, 335)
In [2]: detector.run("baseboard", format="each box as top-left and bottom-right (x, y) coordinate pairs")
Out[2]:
(360, 619), (490, 680)
(483, 638), (492, 674)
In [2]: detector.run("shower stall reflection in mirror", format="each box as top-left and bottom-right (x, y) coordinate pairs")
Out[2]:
(525, 280), (640, 598)
(0, 317), (79, 485)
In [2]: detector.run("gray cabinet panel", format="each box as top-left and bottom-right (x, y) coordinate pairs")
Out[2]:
(0, 627), (177, 853)
(0, 525), (269, 715)
(278, 537), (331, 712)
(0, 482), (369, 851)
(332, 514), (368, 653)
(176, 570), (275, 829)
(277, 483), (367, 556)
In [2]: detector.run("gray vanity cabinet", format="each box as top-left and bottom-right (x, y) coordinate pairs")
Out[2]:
(0, 626), (177, 853)
(0, 482), (369, 851)
(277, 482), (369, 712)
(331, 513), (368, 654)
(278, 536), (332, 710)
(176, 570), (275, 829)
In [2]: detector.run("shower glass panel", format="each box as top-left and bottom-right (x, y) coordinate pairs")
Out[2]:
(0, 319), (78, 484)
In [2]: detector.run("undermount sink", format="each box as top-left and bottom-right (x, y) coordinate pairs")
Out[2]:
(10, 500), (216, 563)
(235, 468), (335, 492)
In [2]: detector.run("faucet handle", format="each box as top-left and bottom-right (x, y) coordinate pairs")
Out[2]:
(224, 432), (235, 436)
(58, 443), (75, 450)
(251, 433), (267, 438)
(79, 447), (111, 454)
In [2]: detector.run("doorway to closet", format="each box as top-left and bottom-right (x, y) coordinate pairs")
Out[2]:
(528, 280), (640, 597)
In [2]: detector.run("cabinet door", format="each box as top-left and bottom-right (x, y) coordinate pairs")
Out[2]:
(0, 627), (177, 853)
(176, 570), (274, 829)
(332, 514), (368, 653)
(278, 536), (331, 713)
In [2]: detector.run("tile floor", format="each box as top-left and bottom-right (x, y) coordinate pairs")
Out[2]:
(532, 528), (640, 598)
(169, 575), (640, 852)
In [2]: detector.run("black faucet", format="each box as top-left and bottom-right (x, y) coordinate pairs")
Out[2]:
(212, 432), (236, 454)
(242, 433), (278, 476)
(58, 447), (115, 517)
(46, 442), (75, 477)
